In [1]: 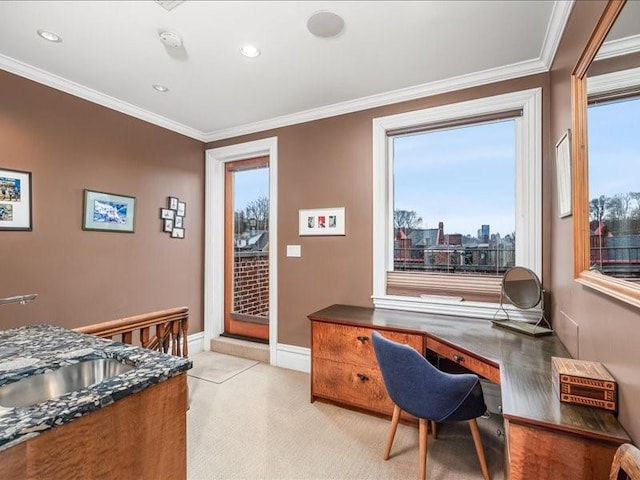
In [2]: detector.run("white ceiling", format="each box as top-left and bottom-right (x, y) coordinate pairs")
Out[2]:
(0, 1), (574, 141)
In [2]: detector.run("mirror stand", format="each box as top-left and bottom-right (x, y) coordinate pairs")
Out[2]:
(491, 267), (553, 337)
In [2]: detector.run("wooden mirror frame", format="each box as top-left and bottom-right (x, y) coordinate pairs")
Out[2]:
(571, 0), (640, 309)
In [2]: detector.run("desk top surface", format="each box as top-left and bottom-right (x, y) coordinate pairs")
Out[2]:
(308, 304), (630, 444)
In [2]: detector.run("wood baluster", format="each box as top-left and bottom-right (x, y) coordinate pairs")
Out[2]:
(171, 320), (180, 356)
(122, 331), (132, 345)
(163, 322), (171, 353)
(156, 323), (166, 354)
(181, 316), (189, 358)
(140, 327), (150, 349)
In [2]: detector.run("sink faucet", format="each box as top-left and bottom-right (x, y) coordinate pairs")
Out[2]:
(0, 294), (38, 306)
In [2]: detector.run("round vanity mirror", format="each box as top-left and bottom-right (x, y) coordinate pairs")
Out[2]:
(502, 266), (542, 309)
(492, 266), (553, 336)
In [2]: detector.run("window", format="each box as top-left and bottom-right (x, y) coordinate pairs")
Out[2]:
(372, 89), (541, 319)
(587, 75), (640, 282)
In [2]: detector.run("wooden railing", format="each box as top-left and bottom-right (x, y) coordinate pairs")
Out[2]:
(75, 307), (189, 358)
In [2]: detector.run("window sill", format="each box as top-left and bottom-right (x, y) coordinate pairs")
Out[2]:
(371, 294), (542, 322)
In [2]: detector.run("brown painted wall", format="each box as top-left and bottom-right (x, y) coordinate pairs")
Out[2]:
(207, 72), (550, 348)
(0, 70), (205, 333)
(549, 0), (639, 443)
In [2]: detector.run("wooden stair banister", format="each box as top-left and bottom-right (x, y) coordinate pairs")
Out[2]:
(75, 307), (189, 358)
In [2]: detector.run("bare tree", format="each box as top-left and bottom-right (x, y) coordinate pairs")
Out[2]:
(590, 195), (607, 223)
(394, 209), (423, 234)
(605, 196), (625, 221)
(245, 196), (269, 231)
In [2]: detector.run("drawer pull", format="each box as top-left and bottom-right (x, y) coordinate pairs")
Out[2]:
(356, 336), (369, 343)
(356, 373), (370, 382)
(452, 354), (465, 363)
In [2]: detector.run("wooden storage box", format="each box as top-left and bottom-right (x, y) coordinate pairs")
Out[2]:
(551, 356), (617, 413)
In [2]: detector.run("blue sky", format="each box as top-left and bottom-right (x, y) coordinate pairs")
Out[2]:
(588, 97), (640, 198)
(393, 120), (516, 237)
(234, 167), (269, 212)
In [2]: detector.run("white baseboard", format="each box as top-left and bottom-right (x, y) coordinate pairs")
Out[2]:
(188, 331), (205, 356)
(276, 343), (310, 373)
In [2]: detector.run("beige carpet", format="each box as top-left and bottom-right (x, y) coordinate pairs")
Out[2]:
(187, 351), (259, 384)
(187, 352), (505, 480)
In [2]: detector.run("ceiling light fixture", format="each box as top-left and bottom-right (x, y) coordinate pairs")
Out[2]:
(36, 29), (62, 43)
(159, 31), (183, 49)
(240, 45), (261, 58)
(307, 11), (345, 38)
(152, 84), (169, 92)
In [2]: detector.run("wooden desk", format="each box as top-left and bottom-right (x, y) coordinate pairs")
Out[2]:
(308, 304), (630, 480)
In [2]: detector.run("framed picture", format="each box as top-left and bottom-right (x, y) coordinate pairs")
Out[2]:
(177, 201), (186, 217)
(163, 218), (174, 232)
(168, 196), (179, 210)
(174, 216), (183, 228)
(160, 208), (175, 220)
(0, 168), (32, 231)
(83, 189), (136, 233)
(299, 207), (345, 236)
(556, 130), (572, 218)
(171, 227), (185, 239)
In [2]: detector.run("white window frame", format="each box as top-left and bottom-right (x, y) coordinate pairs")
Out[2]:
(372, 88), (542, 320)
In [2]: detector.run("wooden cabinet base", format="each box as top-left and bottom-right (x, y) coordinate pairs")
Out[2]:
(1, 373), (188, 480)
(506, 420), (617, 480)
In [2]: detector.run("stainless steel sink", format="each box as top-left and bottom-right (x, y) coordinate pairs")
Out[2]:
(0, 358), (134, 408)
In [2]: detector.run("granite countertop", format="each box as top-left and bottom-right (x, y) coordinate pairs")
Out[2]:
(0, 324), (192, 452)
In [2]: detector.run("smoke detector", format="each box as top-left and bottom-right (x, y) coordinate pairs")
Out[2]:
(159, 31), (183, 48)
(154, 1), (184, 12)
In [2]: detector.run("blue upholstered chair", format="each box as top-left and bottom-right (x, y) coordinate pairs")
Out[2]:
(371, 331), (490, 480)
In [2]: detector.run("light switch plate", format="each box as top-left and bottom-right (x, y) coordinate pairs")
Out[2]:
(286, 245), (301, 257)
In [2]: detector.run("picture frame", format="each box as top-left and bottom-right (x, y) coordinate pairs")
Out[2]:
(171, 227), (185, 239)
(83, 189), (136, 233)
(174, 216), (183, 228)
(163, 218), (174, 232)
(177, 201), (186, 217)
(160, 208), (175, 220)
(168, 196), (179, 210)
(555, 130), (572, 218)
(299, 207), (345, 236)
(0, 167), (32, 231)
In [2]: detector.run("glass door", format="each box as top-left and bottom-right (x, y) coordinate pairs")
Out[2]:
(224, 156), (270, 341)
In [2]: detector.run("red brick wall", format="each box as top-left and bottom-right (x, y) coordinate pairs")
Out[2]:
(233, 253), (269, 317)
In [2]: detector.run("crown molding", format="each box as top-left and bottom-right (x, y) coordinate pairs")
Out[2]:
(203, 57), (547, 142)
(0, 53), (206, 141)
(596, 34), (640, 61)
(1, 0), (573, 145)
(540, 0), (575, 69)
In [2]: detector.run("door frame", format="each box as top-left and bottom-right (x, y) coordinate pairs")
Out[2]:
(205, 137), (278, 365)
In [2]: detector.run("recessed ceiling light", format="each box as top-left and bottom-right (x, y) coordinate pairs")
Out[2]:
(307, 11), (345, 38)
(240, 45), (261, 58)
(36, 29), (62, 43)
(152, 84), (169, 93)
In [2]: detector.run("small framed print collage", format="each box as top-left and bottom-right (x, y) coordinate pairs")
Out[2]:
(160, 196), (186, 239)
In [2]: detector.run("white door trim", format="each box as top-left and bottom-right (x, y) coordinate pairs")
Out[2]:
(204, 137), (278, 365)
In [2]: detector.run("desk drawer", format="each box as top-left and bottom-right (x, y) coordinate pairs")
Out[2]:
(312, 322), (423, 367)
(312, 357), (397, 415)
(427, 337), (500, 384)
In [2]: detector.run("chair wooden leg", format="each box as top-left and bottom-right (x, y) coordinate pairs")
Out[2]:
(384, 404), (402, 460)
(419, 419), (429, 480)
(430, 420), (437, 439)
(469, 419), (490, 480)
